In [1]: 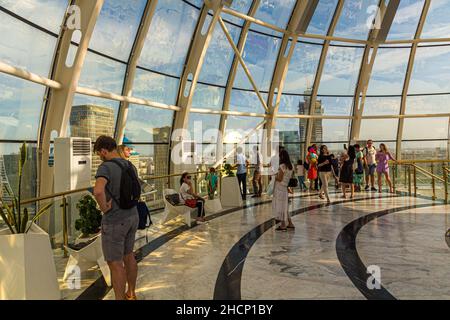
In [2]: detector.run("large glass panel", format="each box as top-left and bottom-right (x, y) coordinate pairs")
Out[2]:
(131, 143), (170, 204)
(69, 94), (120, 182)
(138, 0), (200, 77)
(278, 94), (305, 115)
(0, 0), (67, 33)
(359, 119), (399, 141)
(333, 0), (379, 40)
(0, 74), (45, 140)
(224, 116), (263, 143)
(222, 0), (253, 26)
(188, 113), (221, 143)
(133, 68), (179, 106)
(386, 0), (424, 40)
(188, 113), (220, 165)
(409, 46), (450, 94)
(366, 48), (409, 95)
(124, 104), (174, 143)
(0, 11), (56, 76)
(284, 42), (322, 94)
(69, 94), (120, 139)
(192, 84), (224, 110)
(318, 45), (364, 95)
(403, 117), (449, 140)
(363, 96), (401, 115)
(311, 119), (351, 142)
(0, 142), (37, 201)
(316, 96), (353, 116)
(306, 0), (338, 35)
(78, 52), (126, 94)
(233, 31), (282, 91)
(405, 94), (450, 114)
(421, 0), (450, 38)
(229, 89), (267, 114)
(198, 21), (241, 86)
(275, 118), (306, 143)
(401, 140), (448, 160)
(88, 0), (147, 61)
(251, 0), (297, 36)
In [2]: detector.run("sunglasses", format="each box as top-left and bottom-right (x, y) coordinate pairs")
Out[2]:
(186, 176), (192, 179)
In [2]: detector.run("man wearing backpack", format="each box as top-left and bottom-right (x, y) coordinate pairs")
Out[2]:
(93, 135), (141, 300)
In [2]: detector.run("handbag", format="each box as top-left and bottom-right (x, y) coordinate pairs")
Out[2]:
(137, 201), (152, 230)
(184, 199), (197, 208)
(288, 170), (298, 188)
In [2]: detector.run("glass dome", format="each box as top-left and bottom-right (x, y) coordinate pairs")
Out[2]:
(0, 0), (449, 198)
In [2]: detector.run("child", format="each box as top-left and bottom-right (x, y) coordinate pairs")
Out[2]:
(353, 144), (364, 192)
(296, 160), (307, 191)
(205, 167), (218, 200)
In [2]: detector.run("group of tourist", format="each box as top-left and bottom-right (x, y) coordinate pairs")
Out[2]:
(295, 139), (396, 199)
(91, 133), (398, 299)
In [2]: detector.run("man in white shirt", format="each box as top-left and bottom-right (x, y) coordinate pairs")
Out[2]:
(236, 147), (248, 200)
(363, 139), (377, 191)
(251, 146), (263, 197)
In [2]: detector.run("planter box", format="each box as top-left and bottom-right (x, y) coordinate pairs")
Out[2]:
(0, 223), (60, 300)
(220, 176), (243, 208)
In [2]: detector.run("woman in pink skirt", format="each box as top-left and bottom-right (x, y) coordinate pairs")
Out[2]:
(376, 143), (396, 193)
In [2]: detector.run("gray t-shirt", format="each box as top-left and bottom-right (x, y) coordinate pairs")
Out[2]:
(95, 158), (138, 224)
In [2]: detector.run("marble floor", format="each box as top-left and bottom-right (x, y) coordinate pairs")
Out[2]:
(82, 191), (449, 300)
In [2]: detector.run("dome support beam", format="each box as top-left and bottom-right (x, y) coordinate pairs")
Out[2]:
(350, 0), (399, 143)
(264, 0), (319, 161)
(37, 0), (104, 231)
(170, 0), (226, 174)
(396, 0), (431, 160)
(114, 0), (159, 144)
(218, 0), (260, 166)
(304, 0), (344, 151)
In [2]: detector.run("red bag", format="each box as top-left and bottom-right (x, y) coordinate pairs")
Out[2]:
(185, 199), (197, 208)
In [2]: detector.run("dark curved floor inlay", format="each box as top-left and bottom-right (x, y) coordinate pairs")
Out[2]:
(213, 194), (399, 300)
(335, 202), (441, 300)
(76, 192), (320, 300)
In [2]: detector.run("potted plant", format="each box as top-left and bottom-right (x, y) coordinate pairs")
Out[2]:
(75, 194), (102, 239)
(0, 142), (60, 300)
(223, 163), (235, 177)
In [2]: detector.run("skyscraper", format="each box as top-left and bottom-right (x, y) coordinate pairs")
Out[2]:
(298, 90), (324, 144)
(70, 104), (115, 182)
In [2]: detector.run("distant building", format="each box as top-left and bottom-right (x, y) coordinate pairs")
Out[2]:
(298, 90), (323, 159)
(70, 104), (115, 182)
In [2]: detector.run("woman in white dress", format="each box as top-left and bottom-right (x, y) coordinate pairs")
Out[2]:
(273, 149), (295, 231)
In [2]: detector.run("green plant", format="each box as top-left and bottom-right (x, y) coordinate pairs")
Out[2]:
(75, 194), (102, 237)
(0, 142), (52, 234)
(223, 163), (235, 177)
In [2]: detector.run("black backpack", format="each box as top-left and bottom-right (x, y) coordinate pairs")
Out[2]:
(107, 159), (141, 209)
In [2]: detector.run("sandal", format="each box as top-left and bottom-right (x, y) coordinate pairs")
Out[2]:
(125, 293), (137, 300)
(275, 226), (287, 232)
(287, 225), (295, 229)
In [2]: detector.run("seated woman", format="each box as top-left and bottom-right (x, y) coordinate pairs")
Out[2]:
(179, 172), (206, 223)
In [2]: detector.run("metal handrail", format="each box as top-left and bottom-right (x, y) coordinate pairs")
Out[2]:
(409, 163), (445, 183)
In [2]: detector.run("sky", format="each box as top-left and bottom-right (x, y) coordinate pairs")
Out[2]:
(0, 0), (448, 152)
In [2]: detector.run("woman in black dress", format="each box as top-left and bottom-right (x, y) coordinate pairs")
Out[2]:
(339, 145), (356, 199)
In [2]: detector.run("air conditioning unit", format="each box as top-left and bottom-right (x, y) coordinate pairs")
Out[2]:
(54, 137), (92, 192)
(52, 137), (92, 242)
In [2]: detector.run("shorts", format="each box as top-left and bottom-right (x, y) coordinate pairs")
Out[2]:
(101, 214), (139, 262)
(365, 163), (376, 176)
